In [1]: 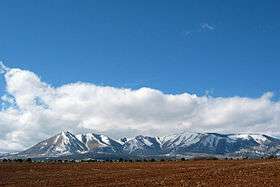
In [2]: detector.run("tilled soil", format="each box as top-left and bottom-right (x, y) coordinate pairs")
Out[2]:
(1, 159), (280, 187)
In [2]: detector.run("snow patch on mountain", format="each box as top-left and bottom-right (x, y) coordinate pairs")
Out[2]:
(160, 132), (203, 148)
(228, 134), (269, 144)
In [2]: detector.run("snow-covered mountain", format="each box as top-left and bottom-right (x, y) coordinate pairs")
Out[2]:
(159, 132), (280, 156)
(160, 132), (205, 152)
(19, 131), (88, 157)
(4, 131), (280, 159)
(122, 135), (162, 155)
(163, 133), (259, 155)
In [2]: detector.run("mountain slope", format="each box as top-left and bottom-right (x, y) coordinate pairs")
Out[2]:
(160, 132), (204, 152)
(76, 133), (123, 153)
(122, 135), (162, 155)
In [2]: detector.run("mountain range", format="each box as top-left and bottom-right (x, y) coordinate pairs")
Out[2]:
(2, 131), (280, 160)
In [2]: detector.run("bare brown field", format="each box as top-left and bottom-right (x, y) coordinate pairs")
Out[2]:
(1, 159), (280, 187)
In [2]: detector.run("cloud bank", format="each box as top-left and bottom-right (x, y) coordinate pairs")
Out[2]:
(0, 64), (280, 151)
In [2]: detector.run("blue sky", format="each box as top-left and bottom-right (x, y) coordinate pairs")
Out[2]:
(1, 1), (280, 151)
(0, 1), (280, 98)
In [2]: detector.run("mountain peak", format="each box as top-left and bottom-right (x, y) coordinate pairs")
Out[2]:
(19, 131), (87, 157)
(59, 131), (72, 135)
(76, 132), (122, 152)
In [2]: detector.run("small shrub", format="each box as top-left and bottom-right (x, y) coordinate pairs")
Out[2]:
(267, 155), (277, 159)
(192, 156), (219, 161)
(15, 159), (23, 163)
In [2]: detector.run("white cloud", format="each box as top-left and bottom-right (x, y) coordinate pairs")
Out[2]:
(0, 61), (9, 74)
(200, 23), (215, 31)
(0, 64), (280, 151)
(183, 23), (215, 38)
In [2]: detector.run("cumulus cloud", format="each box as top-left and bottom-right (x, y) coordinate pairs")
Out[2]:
(0, 64), (280, 151)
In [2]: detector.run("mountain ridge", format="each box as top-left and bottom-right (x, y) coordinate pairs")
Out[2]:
(2, 131), (280, 160)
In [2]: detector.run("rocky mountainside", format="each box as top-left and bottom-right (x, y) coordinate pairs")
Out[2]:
(4, 131), (280, 159)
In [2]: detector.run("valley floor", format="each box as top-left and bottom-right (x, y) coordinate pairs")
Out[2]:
(1, 159), (280, 186)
